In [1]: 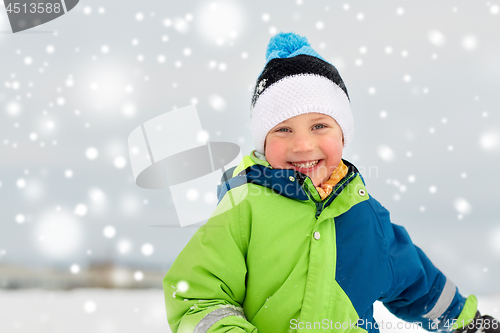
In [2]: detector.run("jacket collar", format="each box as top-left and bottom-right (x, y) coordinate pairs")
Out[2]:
(217, 151), (361, 204)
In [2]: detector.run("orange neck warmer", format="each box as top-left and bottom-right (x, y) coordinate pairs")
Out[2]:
(316, 160), (349, 201)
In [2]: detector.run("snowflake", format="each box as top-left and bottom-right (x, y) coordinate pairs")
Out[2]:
(257, 79), (267, 93)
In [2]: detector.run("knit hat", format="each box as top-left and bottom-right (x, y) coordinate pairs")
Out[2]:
(249, 32), (353, 155)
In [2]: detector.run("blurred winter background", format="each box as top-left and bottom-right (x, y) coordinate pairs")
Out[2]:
(1, 0), (500, 332)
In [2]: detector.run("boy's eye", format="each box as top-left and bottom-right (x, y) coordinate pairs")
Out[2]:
(276, 124), (326, 132)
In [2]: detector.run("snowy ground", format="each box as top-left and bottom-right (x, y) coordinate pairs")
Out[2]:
(0, 289), (170, 333)
(1, 289), (498, 333)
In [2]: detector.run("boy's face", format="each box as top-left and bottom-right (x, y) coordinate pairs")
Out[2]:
(264, 113), (344, 187)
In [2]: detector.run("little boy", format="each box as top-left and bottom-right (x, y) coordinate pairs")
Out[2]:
(163, 32), (499, 333)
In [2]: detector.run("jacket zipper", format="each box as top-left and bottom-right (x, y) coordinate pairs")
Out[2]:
(306, 172), (356, 219)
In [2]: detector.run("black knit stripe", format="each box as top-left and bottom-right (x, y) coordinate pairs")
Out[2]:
(251, 54), (349, 108)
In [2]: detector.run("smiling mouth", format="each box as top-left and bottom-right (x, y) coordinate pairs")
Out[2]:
(290, 159), (321, 168)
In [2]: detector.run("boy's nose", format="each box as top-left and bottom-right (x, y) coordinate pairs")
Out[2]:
(290, 134), (315, 153)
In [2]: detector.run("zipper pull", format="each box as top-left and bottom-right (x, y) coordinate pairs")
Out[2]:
(315, 202), (323, 219)
(304, 185), (323, 219)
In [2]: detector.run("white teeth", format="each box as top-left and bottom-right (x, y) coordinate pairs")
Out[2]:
(291, 160), (319, 168)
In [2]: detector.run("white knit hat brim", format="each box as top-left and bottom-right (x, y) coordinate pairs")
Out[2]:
(250, 74), (353, 154)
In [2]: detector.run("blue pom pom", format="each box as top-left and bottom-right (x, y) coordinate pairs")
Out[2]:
(265, 32), (310, 60)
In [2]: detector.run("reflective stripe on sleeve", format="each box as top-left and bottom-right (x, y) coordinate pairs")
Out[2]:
(423, 278), (457, 320)
(193, 306), (247, 333)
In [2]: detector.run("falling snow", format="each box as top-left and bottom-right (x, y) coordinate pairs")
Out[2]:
(70, 264), (80, 274)
(462, 34), (478, 50)
(479, 131), (500, 151)
(103, 226), (116, 239)
(377, 145), (395, 162)
(428, 30), (446, 46)
(85, 147), (99, 160)
(208, 94), (226, 111)
(117, 239), (132, 254)
(74, 204), (88, 217)
(1, 3), (500, 332)
(134, 271), (144, 281)
(83, 300), (96, 313)
(454, 198), (472, 215)
(141, 243), (154, 256)
(15, 214), (26, 224)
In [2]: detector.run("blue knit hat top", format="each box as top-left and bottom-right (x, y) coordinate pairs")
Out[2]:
(265, 32), (327, 63)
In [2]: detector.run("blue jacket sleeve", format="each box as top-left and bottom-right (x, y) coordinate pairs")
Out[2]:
(370, 198), (469, 331)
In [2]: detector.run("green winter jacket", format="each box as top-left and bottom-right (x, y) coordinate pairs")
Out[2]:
(163, 151), (476, 333)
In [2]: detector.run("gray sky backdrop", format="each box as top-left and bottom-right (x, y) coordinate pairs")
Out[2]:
(1, 0), (500, 295)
